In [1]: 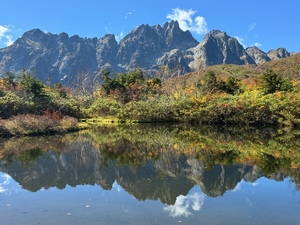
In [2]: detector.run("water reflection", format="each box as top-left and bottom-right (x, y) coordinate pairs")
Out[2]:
(0, 173), (11, 193)
(0, 124), (299, 204)
(163, 192), (205, 217)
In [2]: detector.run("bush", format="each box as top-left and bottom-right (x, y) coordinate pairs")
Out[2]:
(2, 114), (79, 136)
(0, 91), (34, 118)
(89, 97), (122, 117)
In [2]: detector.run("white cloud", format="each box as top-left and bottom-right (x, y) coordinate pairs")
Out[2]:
(0, 25), (10, 38)
(112, 181), (123, 192)
(125, 11), (133, 19)
(253, 42), (262, 47)
(164, 192), (205, 218)
(0, 25), (14, 47)
(0, 174), (12, 193)
(4, 35), (13, 46)
(116, 31), (124, 42)
(0, 185), (5, 193)
(248, 22), (256, 32)
(232, 182), (242, 192)
(167, 8), (208, 35)
(250, 181), (259, 187)
(235, 36), (246, 48)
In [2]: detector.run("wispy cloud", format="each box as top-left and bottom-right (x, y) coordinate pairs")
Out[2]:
(248, 22), (256, 32)
(167, 8), (208, 35)
(232, 182), (242, 192)
(0, 25), (9, 39)
(0, 25), (14, 46)
(125, 11), (133, 19)
(103, 22), (112, 33)
(116, 31), (124, 42)
(253, 42), (262, 47)
(235, 36), (246, 48)
(0, 174), (12, 194)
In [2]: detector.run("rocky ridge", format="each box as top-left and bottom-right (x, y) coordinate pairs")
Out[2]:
(0, 20), (292, 85)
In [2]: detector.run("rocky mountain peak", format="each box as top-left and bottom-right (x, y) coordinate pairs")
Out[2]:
(204, 30), (228, 39)
(246, 46), (271, 64)
(163, 21), (198, 49)
(0, 21), (294, 84)
(22, 28), (45, 39)
(115, 20), (198, 72)
(267, 48), (290, 60)
(96, 34), (118, 67)
(14, 28), (46, 47)
(188, 29), (255, 69)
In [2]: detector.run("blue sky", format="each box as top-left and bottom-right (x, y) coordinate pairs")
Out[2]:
(0, 0), (299, 52)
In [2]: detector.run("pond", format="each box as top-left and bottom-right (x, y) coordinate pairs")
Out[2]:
(0, 124), (300, 225)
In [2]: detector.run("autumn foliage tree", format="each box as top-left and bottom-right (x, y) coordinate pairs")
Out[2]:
(101, 68), (161, 104)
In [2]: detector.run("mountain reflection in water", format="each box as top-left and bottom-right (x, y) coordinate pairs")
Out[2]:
(0, 124), (299, 205)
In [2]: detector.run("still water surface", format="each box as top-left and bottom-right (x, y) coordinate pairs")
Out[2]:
(0, 125), (299, 225)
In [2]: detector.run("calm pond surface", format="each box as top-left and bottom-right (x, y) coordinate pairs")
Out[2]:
(0, 124), (300, 225)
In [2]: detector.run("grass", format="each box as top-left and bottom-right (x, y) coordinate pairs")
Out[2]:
(0, 114), (81, 137)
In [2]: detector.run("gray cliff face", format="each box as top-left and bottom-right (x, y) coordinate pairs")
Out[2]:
(188, 30), (256, 70)
(0, 22), (293, 85)
(246, 46), (271, 65)
(96, 34), (118, 69)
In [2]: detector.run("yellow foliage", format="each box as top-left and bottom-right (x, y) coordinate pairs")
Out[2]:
(174, 92), (179, 100)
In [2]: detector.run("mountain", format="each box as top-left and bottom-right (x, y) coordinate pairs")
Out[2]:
(0, 29), (99, 84)
(267, 47), (291, 60)
(246, 46), (271, 65)
(0, 21), (293, 85)
(115, 20), (198, 75)
(187, 30), (256, 70)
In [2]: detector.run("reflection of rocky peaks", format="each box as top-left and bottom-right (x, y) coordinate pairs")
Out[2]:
(185, 159), (264, 197)
(117, 153), (195, 205)
(199, 165), (260, 197)
(0, 137), (282, 203)
(0, 140), (116, 192)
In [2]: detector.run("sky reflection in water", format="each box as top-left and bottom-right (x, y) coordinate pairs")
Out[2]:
(1, 171), (299, 225)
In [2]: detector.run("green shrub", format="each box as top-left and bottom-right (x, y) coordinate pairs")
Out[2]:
(260, 69), (293, 94)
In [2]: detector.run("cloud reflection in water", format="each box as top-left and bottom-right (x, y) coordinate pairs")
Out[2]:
(0, 173), (12, 194)
(164, 192), (205, 217)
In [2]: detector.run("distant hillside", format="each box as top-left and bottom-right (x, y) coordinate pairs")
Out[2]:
(0, 20), (295, 85)
(172, 53), (300, 89)
(258, 53), (300, 79)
